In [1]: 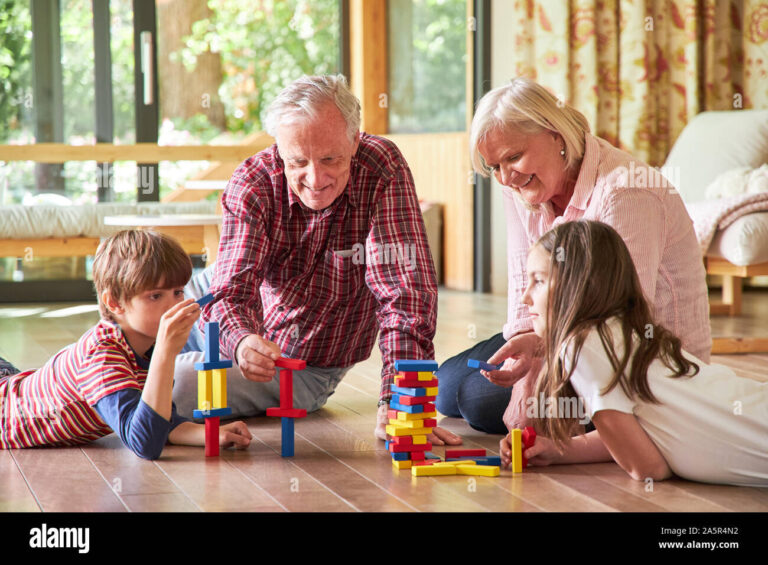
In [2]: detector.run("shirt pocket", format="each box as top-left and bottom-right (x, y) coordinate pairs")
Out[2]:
(322, 248), (366, 301)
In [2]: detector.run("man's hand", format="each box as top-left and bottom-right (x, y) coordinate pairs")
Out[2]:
(155, 298), (201, 358)
(375, 403), (462, 446)
(482, 331), (542, 387)
(235, 334), (282, 382)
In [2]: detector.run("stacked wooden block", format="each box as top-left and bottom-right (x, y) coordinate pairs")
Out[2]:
(266, 358), (307, 457)
(193, 320), (232, 457)
(386, 360), (439, 470)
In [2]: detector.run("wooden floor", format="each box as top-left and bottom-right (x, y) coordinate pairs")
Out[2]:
(0, 289), (767, 513)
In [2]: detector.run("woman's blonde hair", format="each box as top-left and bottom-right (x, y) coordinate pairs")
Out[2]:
(531, 221), (698, 446)
(470, 77), (590, 177)
(93, 230), (192, 322)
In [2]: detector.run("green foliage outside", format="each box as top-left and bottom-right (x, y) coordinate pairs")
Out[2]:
(175, 0), (339, 136)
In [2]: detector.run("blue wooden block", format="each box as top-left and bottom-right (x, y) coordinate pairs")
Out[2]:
(385, 440), (390, 451)
(193, 407), (232, 419)
(281, 417), (294, 457)
(389, 401), (424, 413)
(391, 385), (427, 397)
(425, 452), (441, 460)
(390, 452), (409, 461)
(204, 321), (220, 363)
(394, 360), (438, 372)
(194, 359), (233, 371)
(467, 359), (503, 371)
(447, 455), (502, 466)
(196, 293), (214, 307)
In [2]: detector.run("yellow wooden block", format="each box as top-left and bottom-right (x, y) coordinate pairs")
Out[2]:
(412, 435), (428, 445)
(411, 465), (457, 476)
(395, 411), (437, 421)
(388, 418), (427, 428)
(434, 460), (476, 467)
(212, 368), (227, 408)
(392, 460), (412, 470)
(386, 425), (434, 437)
(456, 465), (500, 477)
(425, 387), (439, 396)
(417, 371), (435, 381)
(197, 370), (213, 411)
(511, 428), (523, 473)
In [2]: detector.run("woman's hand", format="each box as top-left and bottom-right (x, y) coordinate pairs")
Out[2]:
(482, 331), (542, 387)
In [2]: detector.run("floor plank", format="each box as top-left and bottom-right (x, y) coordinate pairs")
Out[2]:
(0, 450), (40, 512)
(10, 447), (127, 512)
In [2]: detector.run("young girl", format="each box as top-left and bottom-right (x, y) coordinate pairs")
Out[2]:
(0, 230), (252, 459)
(499, 220), (768, 486)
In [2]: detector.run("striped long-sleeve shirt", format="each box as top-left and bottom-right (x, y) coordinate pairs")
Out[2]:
(0, 320), (184, 455)
(503, 133), (712, 362)
(204, 133), (438, 400)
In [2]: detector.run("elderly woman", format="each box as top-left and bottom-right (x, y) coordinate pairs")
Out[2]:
(435, 77), (712, 434)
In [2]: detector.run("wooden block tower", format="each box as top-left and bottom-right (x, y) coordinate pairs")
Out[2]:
(266, 358), (307, 457)
(193, 321), (232, 457)
(385, 359), (439, 470)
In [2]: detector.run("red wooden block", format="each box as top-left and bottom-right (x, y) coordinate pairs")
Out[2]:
(522, 426), (537, 468)
(412, 460), (435, 466)
(421, 419), (437, 428)
(279, 369), (294, 410)
(205, 417), (220, 457)
(421, 403), (436, 413)
(395, 395), (437, 406)
(522, 426), (537, 448)
(266, 407), (307, 418)
(387, 409), (400, 420)
(388, 442), (432, 453)
(391, 436), (413, 445)
(394, 378), (439, 388)
(410, 451), (426, 461)
(276, 358), (307, 370)
(445, 449), (487, 458)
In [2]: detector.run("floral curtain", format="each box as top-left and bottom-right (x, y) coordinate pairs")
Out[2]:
(508, 0), (768, 166)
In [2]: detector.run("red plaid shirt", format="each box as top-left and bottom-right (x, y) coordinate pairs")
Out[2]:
(204, 133), (438, 400)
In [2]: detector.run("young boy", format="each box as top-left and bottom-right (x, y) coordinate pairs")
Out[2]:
(0, 230), (251, 459)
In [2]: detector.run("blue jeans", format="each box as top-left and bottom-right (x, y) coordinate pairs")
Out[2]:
(435, 333), (511, 434)
(0, 354), (19, 377)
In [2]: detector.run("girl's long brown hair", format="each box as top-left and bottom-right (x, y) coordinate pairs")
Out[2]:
(532, 220), (699, 446)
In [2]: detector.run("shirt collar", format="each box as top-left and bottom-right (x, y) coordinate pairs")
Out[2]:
(566, 133), (600, 212)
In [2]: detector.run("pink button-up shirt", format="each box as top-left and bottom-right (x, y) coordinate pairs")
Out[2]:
(503, 134), (712, 362)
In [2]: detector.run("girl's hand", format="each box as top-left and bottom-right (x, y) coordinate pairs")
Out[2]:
(499, 433), (512, 468)
(155, 298), (200, 356)
(523, 434), (561, 466)
(220, 421), (252, 449)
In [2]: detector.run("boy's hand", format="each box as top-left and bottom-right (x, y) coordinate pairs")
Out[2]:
(220, 421), (252, 449)
(155, 298), (201, 356)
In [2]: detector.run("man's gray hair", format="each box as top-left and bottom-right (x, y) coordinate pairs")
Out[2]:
(264, 74), (361, 144)
(470, 77), (590, 176)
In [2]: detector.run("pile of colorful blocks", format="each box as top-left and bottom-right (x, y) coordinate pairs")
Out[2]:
(385, 360), (440, 470)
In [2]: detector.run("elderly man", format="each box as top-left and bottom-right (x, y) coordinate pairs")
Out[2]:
(173, 74), (460, 445)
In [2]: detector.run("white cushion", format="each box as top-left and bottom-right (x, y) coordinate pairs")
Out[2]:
(663, 110), (768, 203)
(0, 201), (217, 239)
(707, 212), (768, 266)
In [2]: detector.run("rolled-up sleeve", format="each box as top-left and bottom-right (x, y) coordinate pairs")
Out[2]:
(364, 165), (438, 399)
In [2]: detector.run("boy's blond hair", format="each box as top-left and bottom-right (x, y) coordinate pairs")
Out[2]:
(93, 230), (193, 321)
